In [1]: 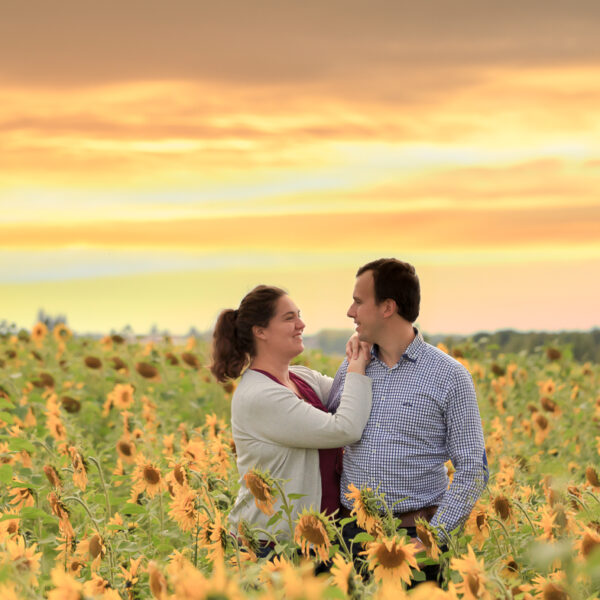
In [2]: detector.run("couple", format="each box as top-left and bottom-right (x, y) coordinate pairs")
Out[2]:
(211, 258), (488, 575)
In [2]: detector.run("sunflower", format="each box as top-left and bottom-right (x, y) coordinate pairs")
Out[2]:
(531, 574), (568, 600)
(44, 464), (62, 489)
(330, 553), (358, 596)
(169, 487), (199, 532)
(3, 534), (42, 586)
(585, 465), (600, 489)
(52, 323), (71, 342)
(294, 509), (334, 563)
(47, 567), (84, 600)
(492, 494), (512, 521)
(110, 356), (128, 371)
(119, 556), (143, 600)
(415, 520), (441, 560)
(132, 456), (165, 498)
(0, 583), (20, 600)
(68, 446), (88, 490)
(8, 485), (35, 512)
(109, 383), (135, 410)
(575, 525), (600, 560)
(181, 352), (200, 369)
(147, 561), (168, 600)
(136, 362), (159, 379)
(243, 469), (277, 516)
(48, 492), (75, 539)
(345, 483), (384, 537)
(0, 513), (20, 542)
(237, 519), (260, 560)
(363, 534), (419, 585)
(116, 438), (137, 464)
(84, 356), (102, 369)
(31, 322), (48, 344)
(450, 545), (491, 600)
(61, 395), (81, 414)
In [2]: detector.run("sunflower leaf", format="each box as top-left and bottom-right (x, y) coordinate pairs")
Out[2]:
(0, 464), (12, 483)
(352, 532), (374, 543)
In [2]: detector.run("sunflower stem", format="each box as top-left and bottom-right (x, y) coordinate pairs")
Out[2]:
(159, 490), (164, 533)
(488, 517), (517, 557)
(272, 479), (295, 538)
(513, 500), (538, 534)
(63, 495), (102, 535)
(88, 456), (112, 520)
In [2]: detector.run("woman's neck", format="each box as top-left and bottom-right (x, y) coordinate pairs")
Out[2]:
(250, 355), (291, 384)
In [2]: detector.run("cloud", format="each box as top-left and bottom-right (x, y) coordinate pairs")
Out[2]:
(2, 1), (599, 90)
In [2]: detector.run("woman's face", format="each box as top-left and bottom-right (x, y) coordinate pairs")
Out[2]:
(254, 295), (305, 359)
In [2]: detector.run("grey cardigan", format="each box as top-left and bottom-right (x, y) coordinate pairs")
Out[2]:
(229, 365), (372, 540)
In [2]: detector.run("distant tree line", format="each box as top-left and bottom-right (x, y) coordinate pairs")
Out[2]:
(304, 328), (600, 363)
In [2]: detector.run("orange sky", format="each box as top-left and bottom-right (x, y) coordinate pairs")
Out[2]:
(1, 2), (599, 335)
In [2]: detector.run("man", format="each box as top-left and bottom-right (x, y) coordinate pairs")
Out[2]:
(328, 258), (488, 581)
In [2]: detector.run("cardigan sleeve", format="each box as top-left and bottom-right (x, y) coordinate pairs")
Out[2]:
(237, 371), (372, 449)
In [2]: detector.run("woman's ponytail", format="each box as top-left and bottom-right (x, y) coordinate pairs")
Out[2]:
(210, 285), (286, 383)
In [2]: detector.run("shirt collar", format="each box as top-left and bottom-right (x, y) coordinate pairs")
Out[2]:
(371, 328), (424, 366)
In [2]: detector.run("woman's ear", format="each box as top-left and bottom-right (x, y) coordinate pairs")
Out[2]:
(252, 325), (266, 340)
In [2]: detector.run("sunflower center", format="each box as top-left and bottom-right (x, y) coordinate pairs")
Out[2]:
(143, 466), (161, 485)
(375, 543), (406, 568)
(300, 519), (328, 546)
(118, 442), (133, 456)
(542, 583), (568, 600)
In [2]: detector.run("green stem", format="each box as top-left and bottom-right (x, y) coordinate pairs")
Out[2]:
(488, 517), (518, 557)
(88, 456), (111, 519)
(159, 491), (164, 533)
(513, 500), (538, 534)
(63, 495), (102, 534)
(272, 479), (295, 538)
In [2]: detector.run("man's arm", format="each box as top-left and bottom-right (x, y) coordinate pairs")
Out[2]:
(429, 366), (488, 544)
(324, 358), (349, 411)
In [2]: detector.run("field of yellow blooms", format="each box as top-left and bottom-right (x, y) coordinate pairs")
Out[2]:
(0, 323), (599, 599)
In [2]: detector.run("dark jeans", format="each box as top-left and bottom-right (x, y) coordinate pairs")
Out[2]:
(340, 520), (445, 587)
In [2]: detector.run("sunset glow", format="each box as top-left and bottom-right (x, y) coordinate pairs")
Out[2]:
(1, 2), (599, 335)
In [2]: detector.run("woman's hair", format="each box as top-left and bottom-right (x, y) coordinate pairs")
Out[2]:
(210, 285), (287, 382)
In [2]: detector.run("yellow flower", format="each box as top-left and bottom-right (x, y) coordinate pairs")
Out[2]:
(330, 553), (358, 596)
(3, 534), (42, 586)
(116, 437), (137, 464)
(31, 322), (48, 344)
(415, 520), (441, 560)
(450, 545), (491, 600)
(363, 534), (419, 585)
(109, 383), (135, 410)
(492, 493), (512, 522)
(132, 456), (165, 498)
(47, 567), (84, 600)
(344, 483), (384, 537)
(575, 525), (600, 560)
(68, 446), (88, 491)
(8, 485), (35, 512)
(53, 323), (72, 343)
(0, 512), (20, 542)
(0, 583), (20, 600)
(294, 509), (333, 563)
(169, 487), (199, 532)
(531, 573), (568, 600)
(585, 465), (600, 489)
(147, 561), (168, 600)
(243, 469), (277, 516)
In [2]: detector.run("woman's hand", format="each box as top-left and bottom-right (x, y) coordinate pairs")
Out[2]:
(346, 332), (367, 361)
(347, 338), (372, 374)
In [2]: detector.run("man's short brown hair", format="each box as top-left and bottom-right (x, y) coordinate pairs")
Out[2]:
(357, 258), (420, 322)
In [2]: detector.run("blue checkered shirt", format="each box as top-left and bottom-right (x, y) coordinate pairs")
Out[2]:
(328, 330), (488, 544)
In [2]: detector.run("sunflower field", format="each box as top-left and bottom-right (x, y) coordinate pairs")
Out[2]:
(0, 323), (599, 599)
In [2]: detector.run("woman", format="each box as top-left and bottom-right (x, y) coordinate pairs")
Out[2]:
(211, 285), (372, 542)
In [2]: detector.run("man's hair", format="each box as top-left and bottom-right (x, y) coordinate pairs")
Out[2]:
(356, 258), (420, 322)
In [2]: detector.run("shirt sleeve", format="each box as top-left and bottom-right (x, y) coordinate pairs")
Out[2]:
(325, 359), (349, 412)
(429, 366), (489, 544)
(239, 371), (372, 449)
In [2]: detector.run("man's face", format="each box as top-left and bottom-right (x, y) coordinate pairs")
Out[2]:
(347, 270), (384, 343)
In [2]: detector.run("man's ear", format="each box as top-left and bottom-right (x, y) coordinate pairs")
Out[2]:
(382, 299), (397, 318)
(252, 325), (267, 340)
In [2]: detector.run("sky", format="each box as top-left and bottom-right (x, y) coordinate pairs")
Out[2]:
(1, 1), (599, 336)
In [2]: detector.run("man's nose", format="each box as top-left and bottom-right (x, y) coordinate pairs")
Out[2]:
(347, 304), (355, 318)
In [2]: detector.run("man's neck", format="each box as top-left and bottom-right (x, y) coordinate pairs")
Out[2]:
(376, 325), (416, 368)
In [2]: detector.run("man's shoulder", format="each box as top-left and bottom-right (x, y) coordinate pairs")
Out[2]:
(420, 342), (471, 377)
